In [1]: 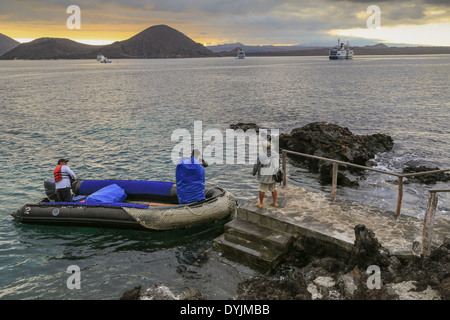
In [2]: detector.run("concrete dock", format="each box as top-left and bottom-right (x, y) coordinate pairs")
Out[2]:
(214, 185), (450, 273)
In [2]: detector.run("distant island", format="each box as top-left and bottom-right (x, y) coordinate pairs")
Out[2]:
(209, 42), (450, 57)
(1, 25), (450, 60)
(0, 33), (19, 56)
(0, 25), (214, 60)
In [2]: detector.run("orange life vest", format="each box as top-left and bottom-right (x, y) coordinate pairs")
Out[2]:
(54, 165), (64, 182)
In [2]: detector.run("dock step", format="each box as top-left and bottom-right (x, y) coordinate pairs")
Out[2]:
(213, 219), (293, 274)
(225, 219), (292, 251)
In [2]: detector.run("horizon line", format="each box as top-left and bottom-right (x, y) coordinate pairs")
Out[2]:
(13, 37), (446, 48)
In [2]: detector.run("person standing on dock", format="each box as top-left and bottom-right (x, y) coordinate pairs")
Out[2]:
(253, 141), (279, 208)
(54, 158), (77, 202)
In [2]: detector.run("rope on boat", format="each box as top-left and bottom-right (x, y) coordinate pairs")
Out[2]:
(185, 205), (203, 216)
(122, 190), (237, 230)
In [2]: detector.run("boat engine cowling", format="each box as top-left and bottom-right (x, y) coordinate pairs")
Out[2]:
(44, 178), (58, 201)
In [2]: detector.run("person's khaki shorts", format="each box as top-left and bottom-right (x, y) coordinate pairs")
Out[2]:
(258, 182), (277, 193)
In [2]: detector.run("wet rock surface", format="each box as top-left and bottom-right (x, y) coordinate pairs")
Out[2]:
(279, 122), (394, 186)
(121, 226), (448, 300)
(120, 284), (206, 300)
(235, 225), (449, 300)
(403, 164), (450, 184)
(229, 123), (260, 133)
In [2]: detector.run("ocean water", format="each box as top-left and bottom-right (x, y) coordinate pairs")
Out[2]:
(0, 55), (449, 300)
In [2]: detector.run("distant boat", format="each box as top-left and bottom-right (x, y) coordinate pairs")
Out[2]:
(329, 39), (354, 60)
(96, 53), (112, 63)
(236, 47), (245, 59)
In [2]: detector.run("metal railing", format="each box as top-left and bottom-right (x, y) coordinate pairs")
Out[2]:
(422, 189), (450, 255)
(281, 149), (450, 217)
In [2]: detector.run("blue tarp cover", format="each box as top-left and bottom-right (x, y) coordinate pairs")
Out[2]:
(84, 183), (127, 204)
(176, 156), (205, 204)
(79, 180), (174, 197)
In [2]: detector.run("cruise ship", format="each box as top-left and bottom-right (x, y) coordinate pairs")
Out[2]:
(329, 39), (354, 60)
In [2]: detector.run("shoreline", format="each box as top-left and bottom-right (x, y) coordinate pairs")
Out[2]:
(2, 53), (450, 61)
(122, 224), (449, 300)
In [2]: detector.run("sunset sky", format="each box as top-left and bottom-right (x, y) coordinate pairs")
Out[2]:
(1, 0), (449, 47)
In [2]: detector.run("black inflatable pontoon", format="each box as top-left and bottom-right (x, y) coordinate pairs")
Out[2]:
(11, 179), (237, 231)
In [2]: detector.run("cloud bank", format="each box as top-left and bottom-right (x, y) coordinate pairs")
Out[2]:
(1, 0), (449, 45)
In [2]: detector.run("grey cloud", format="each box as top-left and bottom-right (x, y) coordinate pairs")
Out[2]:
(328, 0), (449, 4)
(325, 0), (449, 25)
(382, 4), (427, 21)
(1, 0), (448, 45)
(149, 0), (294, 16)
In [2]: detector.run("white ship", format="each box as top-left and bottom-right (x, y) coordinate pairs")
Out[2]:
(236, 47), (245, 59)
(329, 39), (354, 60)
(96, 53), (112, 63)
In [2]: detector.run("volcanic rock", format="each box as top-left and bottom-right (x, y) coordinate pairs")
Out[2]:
(121, 227), (449, 300)
(236, 224), (449, 300)
(403, 165), (450, 184)
(279, 122), (394, 186)
(120, 285), (142, 300)
(120, 283), (206, 300)
(236, 265), (311, 300)
(347, 224), (391, 270)
(229, 123), (260, 133)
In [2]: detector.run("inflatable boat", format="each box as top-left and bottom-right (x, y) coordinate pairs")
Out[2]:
(11, 179), (237, 231)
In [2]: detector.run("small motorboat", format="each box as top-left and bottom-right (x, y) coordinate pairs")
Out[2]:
(96, 53), (112, 63)
(11, 179), (237, 231)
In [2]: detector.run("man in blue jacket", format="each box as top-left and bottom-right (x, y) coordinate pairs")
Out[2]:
(176, 149), (208, 204)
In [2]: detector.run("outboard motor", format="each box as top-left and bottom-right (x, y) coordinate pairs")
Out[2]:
(71, 179), (82, 195)
(44, 178), (58, 201)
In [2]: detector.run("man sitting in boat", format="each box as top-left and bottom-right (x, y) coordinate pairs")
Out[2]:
(176, 149), (208, 204)
(54, 158), (77, 202)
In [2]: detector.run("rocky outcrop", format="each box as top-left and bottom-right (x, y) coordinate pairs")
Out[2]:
(229, 123), (260, 133)
(403, 164), (450, 184)
(120, 226), (449, 300)
(120, 285), (142, 300)
(347, 224), (391, 270)
(279, 122), (394, 186)
(236, 225), (449, 300)
(236, 266), (312, 300)
(120, 284), (206, 300)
